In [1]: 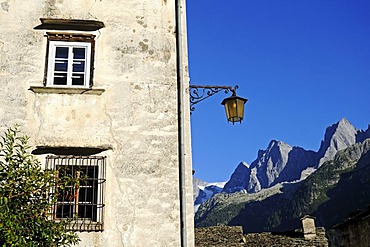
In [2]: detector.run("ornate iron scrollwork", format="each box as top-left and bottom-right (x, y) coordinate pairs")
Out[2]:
(189, 85), (238, 111)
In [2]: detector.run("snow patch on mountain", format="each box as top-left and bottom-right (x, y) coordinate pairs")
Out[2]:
(300, 167), (317, 180)
(193, 178), (226, 212)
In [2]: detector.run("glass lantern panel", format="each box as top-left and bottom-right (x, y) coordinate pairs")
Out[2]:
(236, 98), (245, 120)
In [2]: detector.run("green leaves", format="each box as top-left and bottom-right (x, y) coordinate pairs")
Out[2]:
(0, 126), (79, 246)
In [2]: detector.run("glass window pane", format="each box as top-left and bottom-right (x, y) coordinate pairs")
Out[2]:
(55, 47), (69, 59)
(73, 48), (86, 59)
(73, 61), (85, 72)
(56, 204), (74, 218)
(54, 73), (67, 85)
(78, 205), (96, 219)
(87, 166), (99, 179)
(54, 60), (68, 72)
(57, 187), (75, 202)
(79, 187), (94, 203)
(72, 74), (85, 86)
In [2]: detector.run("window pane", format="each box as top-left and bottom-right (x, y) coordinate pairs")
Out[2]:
(73, 48), (86, 59)
(57, 187), (75, 202)
(78, 205), (97, 220)
(54, 73), (67, 85)
(56, 204), (74, 218)
(79, 187), (93, 203)
(72, 74), (85, 86)
(80, 166), (98, 187)
(55, 47), (69, 59)
(54, 60), (68, 72)
(73, 61), (85, 72)
(86, 166), (99, 179)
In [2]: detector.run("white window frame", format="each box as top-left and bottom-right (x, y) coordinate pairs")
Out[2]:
(46, 41), (91, 88)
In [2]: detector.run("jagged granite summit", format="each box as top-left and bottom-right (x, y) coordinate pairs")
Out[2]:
(223, 140), (317, 193)
(222, 162), (250, 193)
(222, 118), (370, 194)
(317, 118), (357, 166)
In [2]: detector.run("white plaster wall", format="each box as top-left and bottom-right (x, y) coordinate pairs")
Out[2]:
(0, 0), (194, 246)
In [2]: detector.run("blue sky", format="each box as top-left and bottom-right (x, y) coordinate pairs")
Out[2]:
(186, 0), (370, 182)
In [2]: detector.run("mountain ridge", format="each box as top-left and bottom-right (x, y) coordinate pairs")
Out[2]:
(195, 138), (370, 232)
(222, 118), (368, 194)
(194, 118), (370, 232)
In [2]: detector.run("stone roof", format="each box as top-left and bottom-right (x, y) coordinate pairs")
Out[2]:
(195, 226), (245, 247)
(333, 206), (370, 229)
(195, 226), (328, 247)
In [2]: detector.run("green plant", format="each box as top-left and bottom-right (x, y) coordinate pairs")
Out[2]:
(0, 126), (79, 246)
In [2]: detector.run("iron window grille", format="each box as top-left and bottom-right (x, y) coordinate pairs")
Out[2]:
(46, 155), (106, 231)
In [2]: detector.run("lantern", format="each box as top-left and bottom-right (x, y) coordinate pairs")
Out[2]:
(221, 95), (248, 124)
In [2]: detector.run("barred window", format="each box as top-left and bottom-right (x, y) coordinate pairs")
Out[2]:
(46, 155), (106, 231)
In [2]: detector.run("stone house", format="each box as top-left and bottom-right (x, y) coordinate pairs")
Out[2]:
(0, 0), (194, 246)
(327, 206), (370, 247)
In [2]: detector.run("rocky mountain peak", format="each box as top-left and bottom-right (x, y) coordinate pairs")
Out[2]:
(240, 161), (249, 169)
(222, 118), (364, 195)
(318, 118), (357, 166)
(356, 124), (370, 143)
(267, 139), (289, 150)
(222, 162), (251, 193)
(248, 140), (292, 190)
(194, 119), (370, 230)
(252, 140), (292, 172)
(199, 118), (369, 207)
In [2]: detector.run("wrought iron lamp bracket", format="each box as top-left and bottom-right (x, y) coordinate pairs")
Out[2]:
(189, 85), (238, 112)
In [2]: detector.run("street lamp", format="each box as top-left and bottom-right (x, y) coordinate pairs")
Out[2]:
(189, 85), (248, 124)
(221, 94), (248, 124)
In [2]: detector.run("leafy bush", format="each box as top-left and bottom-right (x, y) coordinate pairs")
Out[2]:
(0, 127), (79, 246)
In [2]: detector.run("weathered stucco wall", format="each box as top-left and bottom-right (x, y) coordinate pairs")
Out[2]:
(0, 0), (194, 246)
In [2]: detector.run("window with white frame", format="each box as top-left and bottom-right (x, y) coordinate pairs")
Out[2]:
(46, 155), (106, 232)
(45, 33), (95, 88)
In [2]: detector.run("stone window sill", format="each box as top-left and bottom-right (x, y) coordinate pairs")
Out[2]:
(29, 86), (105, 95)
